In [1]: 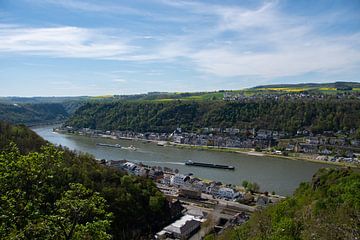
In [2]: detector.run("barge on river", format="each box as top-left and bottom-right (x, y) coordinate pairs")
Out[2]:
(185, 160), (235, 170)
(96, 143), (122, 148)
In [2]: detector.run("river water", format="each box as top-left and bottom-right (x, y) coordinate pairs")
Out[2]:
(33, 125), (334, 196)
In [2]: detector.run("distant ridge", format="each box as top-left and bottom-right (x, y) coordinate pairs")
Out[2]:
(252, 81), (360, 89)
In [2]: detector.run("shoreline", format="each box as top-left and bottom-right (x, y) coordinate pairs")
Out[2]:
(167, 143), (359, 168)
(54, 130), (360, 169)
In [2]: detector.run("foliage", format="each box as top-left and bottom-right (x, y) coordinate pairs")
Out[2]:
(0, 123), (173, 239)
(216, 168), (360, 240)
(0, 121), (46, 153)
(0, 103), (68, 125)
(66, 98), (360, 135)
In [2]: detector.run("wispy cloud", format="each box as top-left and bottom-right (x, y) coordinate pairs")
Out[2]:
(158, 0), (360, 78)
(30, 0), (147, 16)
(0, 25), (134, 59)
(1, 0), (360, 83)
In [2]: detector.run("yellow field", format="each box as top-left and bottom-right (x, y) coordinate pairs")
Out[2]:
(91, 95), (114, 99)
(319, 87), (337, 91)
(260, 87), (307, 92)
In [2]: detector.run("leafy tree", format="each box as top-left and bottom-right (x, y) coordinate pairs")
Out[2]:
(48, 183), (112, 240)
(0, 123), (175, 239)
(213, 168), (360, 240)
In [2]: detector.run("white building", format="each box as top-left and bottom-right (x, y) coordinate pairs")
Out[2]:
(218, 187), (239, 199)
(171, 174), (189, 187)
(156, 215), (201, 239)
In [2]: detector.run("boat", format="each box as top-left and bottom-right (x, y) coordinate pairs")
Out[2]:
(96, 143), (122, 148)
(185, 160), (235, 170)
(122, 145), (137, 151)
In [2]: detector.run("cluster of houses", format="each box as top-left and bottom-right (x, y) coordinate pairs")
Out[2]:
(223, 91), (360, 102)
(57, 126), (360, 166)
(282, 135), (360, 164)
(112, 160), (275, 207)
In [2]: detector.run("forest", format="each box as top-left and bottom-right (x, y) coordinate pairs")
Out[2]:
(0, 103), (69, 125)
(0, 121), (175, 239)
(66, 98), (360, 135)
(208, 167), (360, 240)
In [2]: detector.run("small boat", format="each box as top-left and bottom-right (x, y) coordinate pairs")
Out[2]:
(122, 145), (137, 151)
(185, 160), (235, 170)
(96, 143), (122, 148)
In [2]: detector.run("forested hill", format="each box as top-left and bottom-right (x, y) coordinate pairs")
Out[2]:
(0, 121), (46, 153)
(252, 81), (360, 90)
(66, 98), (360, 134)
(0, 122), (175, 239)
(0, 103), (68, 125)
(211, 168), (360, 240)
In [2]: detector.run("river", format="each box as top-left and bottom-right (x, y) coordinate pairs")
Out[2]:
(33, 125), (334, 196)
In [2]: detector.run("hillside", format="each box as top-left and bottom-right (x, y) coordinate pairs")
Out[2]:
(209, 168), (360, 240)
(0, 122), (175, 239)
(0, 121), (47, 153)
(2, 82), (358, 104)
(0, 103), (69, 125)
(65, 98), (360, 134)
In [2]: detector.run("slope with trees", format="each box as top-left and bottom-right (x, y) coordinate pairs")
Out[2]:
(0, 103), (69, 126)
(208, 168), (360, 240)
(66, 98), (360, 135)
(0, 121), (174, 239)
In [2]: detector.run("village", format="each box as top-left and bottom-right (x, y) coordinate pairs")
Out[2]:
(222, 91), (360, 102)
(101, 158), (284, 240)
(56, 125), (360, 166)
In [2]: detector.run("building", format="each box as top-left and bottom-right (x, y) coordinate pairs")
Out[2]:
(171, 174), (189, 187)
(218, 187), (239, 199)
(156, 215), (201, 239)
(179, 187), (201, 199)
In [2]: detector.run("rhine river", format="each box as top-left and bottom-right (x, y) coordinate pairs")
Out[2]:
(33, 125), (334, 196)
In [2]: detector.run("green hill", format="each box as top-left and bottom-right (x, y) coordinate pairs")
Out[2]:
(208, 168), (360, 240)
(0, 122), (175, 239)
(0, 103), (69, 125)
(65, 98), (360, 134)
(0, 121), (46, 153)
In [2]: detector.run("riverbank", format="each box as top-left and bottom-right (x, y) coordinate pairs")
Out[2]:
(53, 129), (359, 169)
(169, 143), (359, 168)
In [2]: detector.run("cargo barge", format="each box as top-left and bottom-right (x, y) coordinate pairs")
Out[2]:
(185, 160), (235, 170)
(96, 143), (122, 148)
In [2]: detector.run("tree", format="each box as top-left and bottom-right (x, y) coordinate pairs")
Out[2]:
(48, 183), (112, 240)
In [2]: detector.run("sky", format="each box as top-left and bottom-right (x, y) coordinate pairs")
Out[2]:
(0, 0), (359, 96)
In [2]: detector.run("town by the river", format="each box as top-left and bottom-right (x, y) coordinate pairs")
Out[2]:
(33, 125), (334, 196)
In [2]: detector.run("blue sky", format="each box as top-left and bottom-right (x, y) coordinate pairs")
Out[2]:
(0, 0), (359, 96)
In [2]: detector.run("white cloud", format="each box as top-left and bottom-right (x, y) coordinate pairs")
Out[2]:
(1, 0), (359, 82)
(0, 25), (134, 59)
(158, 0), (360, 78)
(30, 0), (146, 16)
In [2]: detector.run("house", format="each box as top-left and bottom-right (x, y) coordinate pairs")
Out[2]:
(171, 174), (190, 187)
(306, 137), (319, 145)
(173, 135), (184, 144)
(218, 187), (239, 199)
(256, 129), (272, 139)
(207, 185), (220, 196)
(294, 143), (318, 153)
(122, 162), (137, 172)
(157, 215), (201, 239)
(161, 174), (172, 186)
(320, 148), (332, 155)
